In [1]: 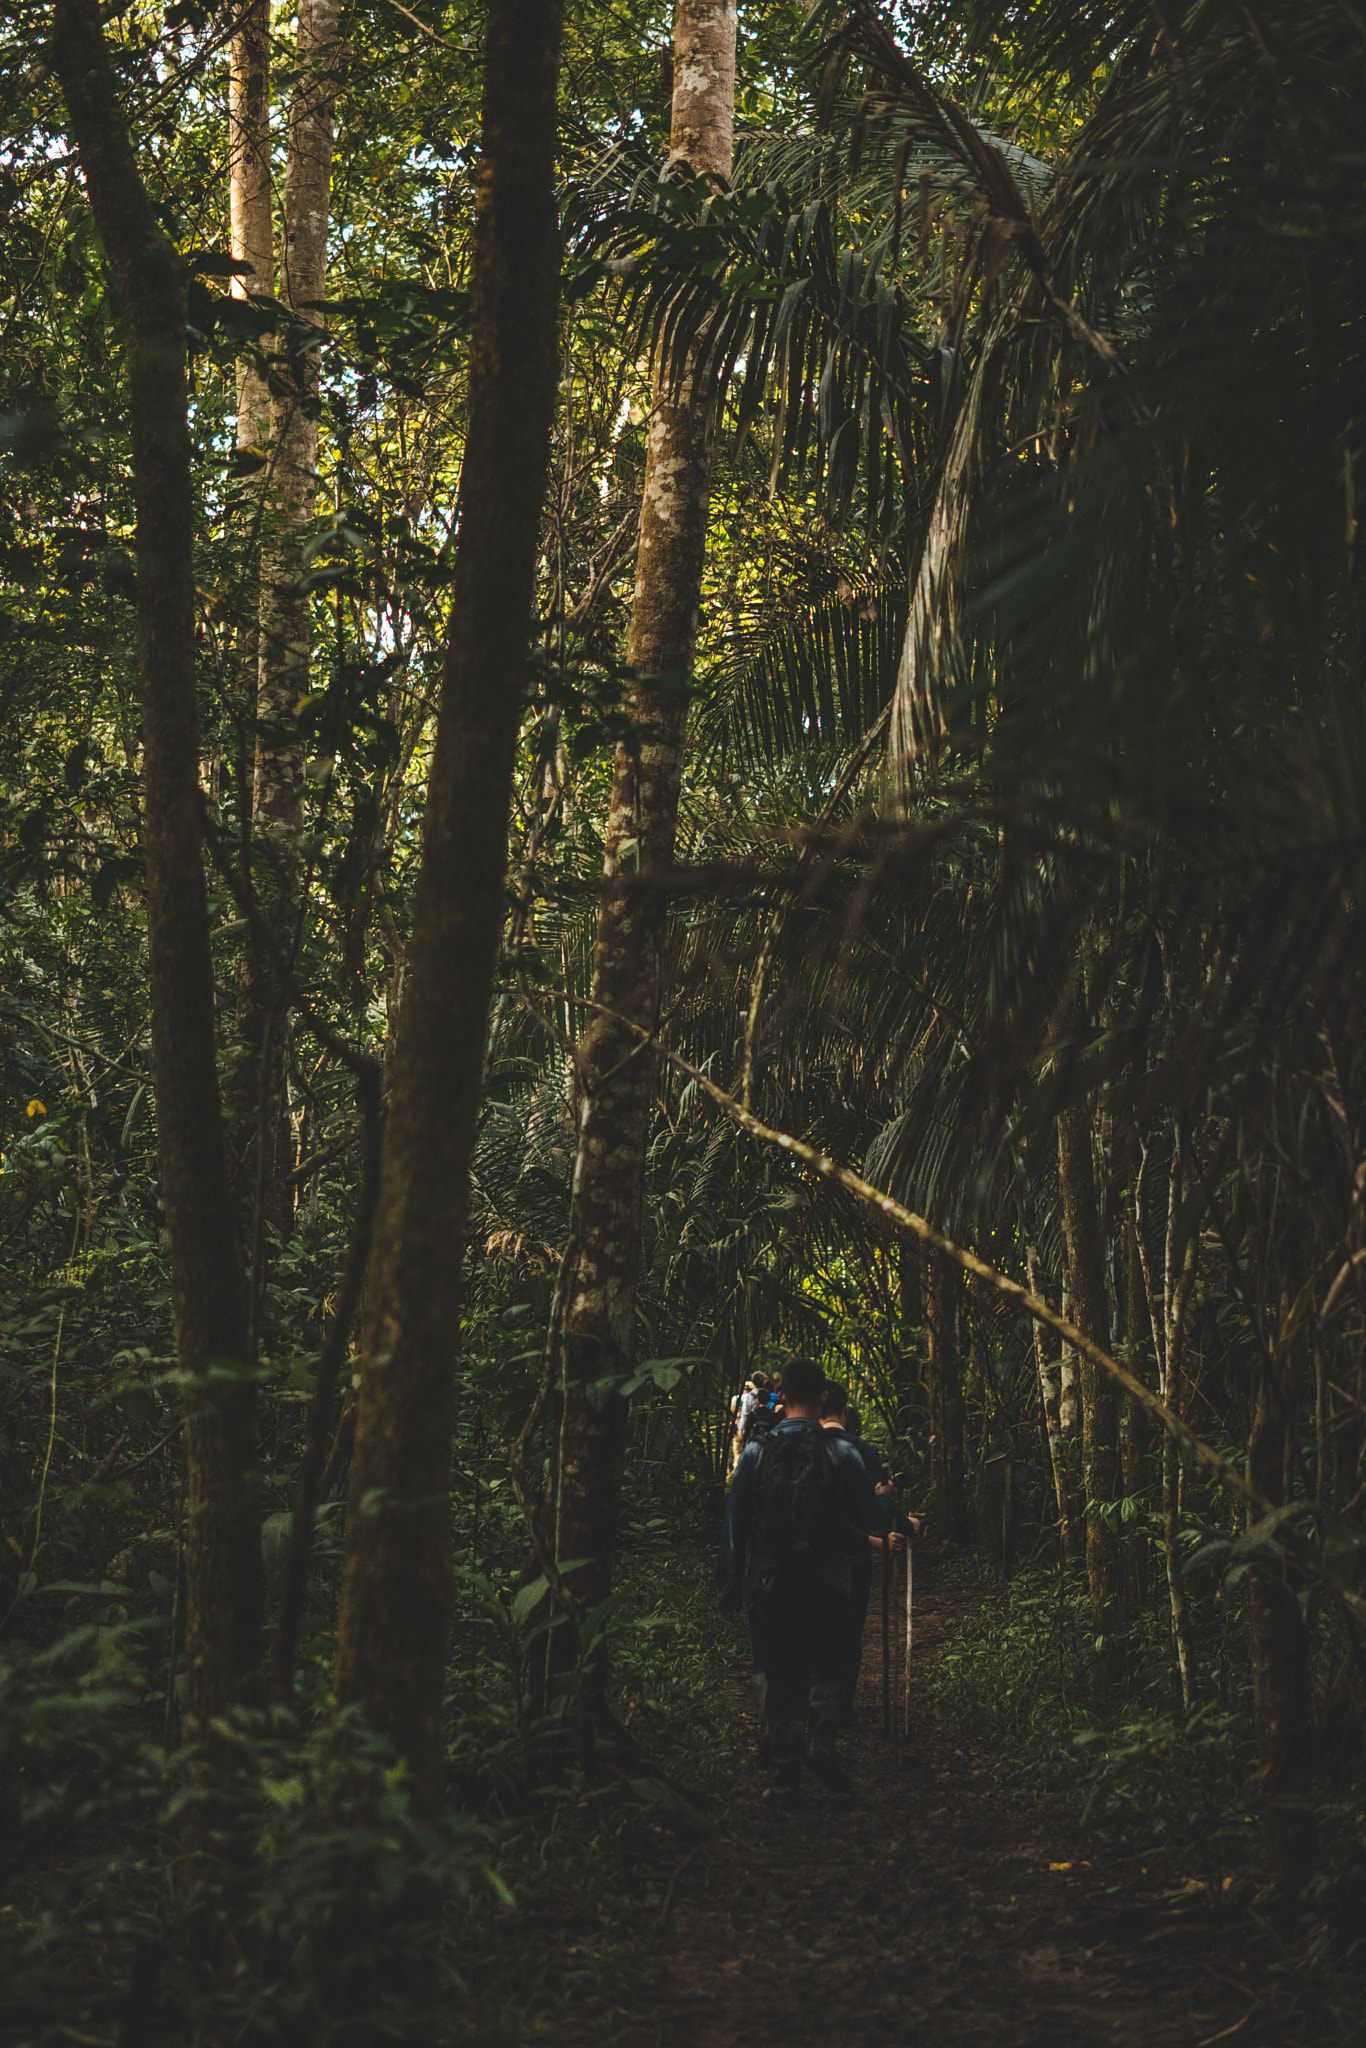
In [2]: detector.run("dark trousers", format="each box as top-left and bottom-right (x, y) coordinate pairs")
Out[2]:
(747, 1573), (847, 1721)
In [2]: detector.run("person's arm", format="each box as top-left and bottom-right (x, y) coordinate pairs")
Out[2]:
(871, 1458), (920, 1538)
(833, 1437), (888, 1535)
(715, 1447), (755, 1609)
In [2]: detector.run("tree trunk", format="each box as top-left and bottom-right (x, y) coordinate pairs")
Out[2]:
(1057, 1279), (1084, 1558)
(263, 0), (338, 832)
(229, 0), (273, 452)
(544, 0), (737, 1635)
(223, 0), (279, 1249)
(51, 0), (263, 1735)
(1057, 1098), (1124, 1694)
(248, 0), (341, 1239)
(333, 0), (565, 1815)
(1026, 1242), (1071, 1563)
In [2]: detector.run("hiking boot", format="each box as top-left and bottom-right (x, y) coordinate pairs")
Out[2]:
(767, 1716), (804, 1769)
(770, 1756), (802, 1796)
(804, 1748), (853, 1795)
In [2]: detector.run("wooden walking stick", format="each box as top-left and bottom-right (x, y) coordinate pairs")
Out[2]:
(881, 1530), (891, 1738)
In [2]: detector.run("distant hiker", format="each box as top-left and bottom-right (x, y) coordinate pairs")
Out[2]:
(739, 1372), (774, 1429)
(715, 1356), (884, 1796)
(734, 1371), (780, 1456)
(819, 1382), (919, 1714)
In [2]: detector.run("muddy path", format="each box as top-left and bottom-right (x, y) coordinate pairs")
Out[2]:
(624, 1556), (1288, 2048)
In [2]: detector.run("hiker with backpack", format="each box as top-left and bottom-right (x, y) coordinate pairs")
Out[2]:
(820, 1381), (920, 1712)
(729, 1372), (780, 1475)
(715, 1355), (888, 1795)
(736, 1372), (779, 1444)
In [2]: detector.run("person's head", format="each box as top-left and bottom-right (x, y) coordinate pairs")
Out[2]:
(820, 1381), (850, 1426)
(779, 1355), (826, 1418)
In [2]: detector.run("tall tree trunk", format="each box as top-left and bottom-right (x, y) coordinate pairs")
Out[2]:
(1055, 1280), (1085, 1562)
(544, 0), (737, 1634)
(333, 0), (565, 1814)
(246, 0), (341, 1239)
(224, 0), (279, 1246)
(1026, 1242), (1071, 1563)
(1057, 1098), (1124, 1695)
(263, 0), (338, 830)
(51, 0), (263, 1734)
(229, 0), (273, 453)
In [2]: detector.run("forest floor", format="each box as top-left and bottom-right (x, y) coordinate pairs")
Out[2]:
(582, 1556), (1314, 2048)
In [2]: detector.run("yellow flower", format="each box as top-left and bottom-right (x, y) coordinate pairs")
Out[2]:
(25, 1099), (47, 1118)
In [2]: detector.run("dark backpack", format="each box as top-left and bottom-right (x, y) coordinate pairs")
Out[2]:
(753, 1426), (845, 1570)
(743, 1393), (779, 1447)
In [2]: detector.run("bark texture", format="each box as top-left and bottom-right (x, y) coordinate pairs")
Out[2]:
(1057, 1098), (1123, 1692)
(229, 0), (273, 450)
(548, 0), (737, 1622)
(224, 0), (278, 1243)
(262, 0), (340, 821)
(51, 0), (262, 1734)
(246, 0), (341, 1238)
(1026, 1242), (1072, 1561)
(333, 0), (565, 1813)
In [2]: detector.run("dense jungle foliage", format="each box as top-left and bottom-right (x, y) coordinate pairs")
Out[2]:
(1, 0), (1364, 2040)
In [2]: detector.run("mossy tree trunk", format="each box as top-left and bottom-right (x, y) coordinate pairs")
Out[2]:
(242, 0), (342, 1242)
(1026, 1241), (1073, 1563)
(333, 0), (565, 1814)
(51, 0), (263, 1735)
(1057, 1096), (1124, 1695)
(223, 0), (278, 1242)
(229, 0), (273, 454)
(545, 0), (737, 1642)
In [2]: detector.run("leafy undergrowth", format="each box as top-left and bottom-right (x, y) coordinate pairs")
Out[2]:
(928, 1559), (1258, 1872)
(0, 1536), (739, 2047)
(445, 1536), (741, 2045)
(926, 1556), (1366, 2039)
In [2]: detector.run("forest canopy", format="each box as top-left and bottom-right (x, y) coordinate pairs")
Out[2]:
(1, 0), (1364, 2040)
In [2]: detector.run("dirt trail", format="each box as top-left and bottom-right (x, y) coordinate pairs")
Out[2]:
(639, 1556), (1282, 2048)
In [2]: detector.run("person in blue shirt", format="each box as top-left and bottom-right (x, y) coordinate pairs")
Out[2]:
(819, 1382), (919, 1715)
(715, 1355), (886, 1794)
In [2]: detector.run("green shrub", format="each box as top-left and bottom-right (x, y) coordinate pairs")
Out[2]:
(929, 1564), (1259, 1880)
